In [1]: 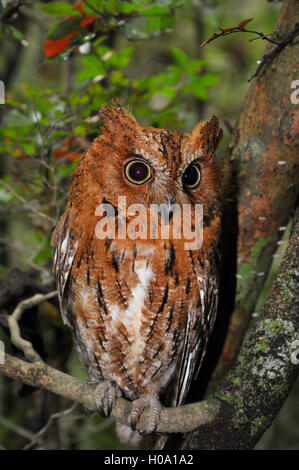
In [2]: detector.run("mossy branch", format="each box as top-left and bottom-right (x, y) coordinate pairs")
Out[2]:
(186, 217), (299, 449)
(209, 0), (299, 390)
(1, 219), (298, 446)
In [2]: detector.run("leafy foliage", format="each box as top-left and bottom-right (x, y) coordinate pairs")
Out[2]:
(0, 1), (220, 275)
(0, 0), (286, 451)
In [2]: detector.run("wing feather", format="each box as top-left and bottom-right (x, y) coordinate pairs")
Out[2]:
(174, 274), (218, 406)
(51, 210), (78, 327)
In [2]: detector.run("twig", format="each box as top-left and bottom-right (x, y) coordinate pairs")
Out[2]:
(0, 415), (36, 441)
(0, 237), (52, 279)
(201, 17), (299, 82)
(43, 112), (74, 141)
(0, 211), (298, 440)
(23, 404), (78, 450)
(248, 22), (299, 81)
(0, 178), (55, 224)
(7, 291), (58, 363)
(201, 19), (280, 47)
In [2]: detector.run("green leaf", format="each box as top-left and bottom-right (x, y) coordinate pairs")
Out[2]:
(160, 14), (174, 30)
(80, 0), (103, 15)
(115, 47), (134, 68)
(146, 16), (161, 34)
(131, 0), (148, 7)
(7, 25), (24, 40)
(142, 4), (169, 16)
(102, 0), (121, 14)
(195, 73), (219, 87)
(182, 72), (218, 100)
(22, 143), (36, 154)
(159, 87), (176, 99)
(42, 2), (82, 17)
(34, 247), (52, 264)
(120, 1), (137, 14)
(186, 59), (208, 74)
(76, 55), (105, 82)
(56, 162), (77, 179)
(48, 18), (82, 40)
(171, 47), (188, 65)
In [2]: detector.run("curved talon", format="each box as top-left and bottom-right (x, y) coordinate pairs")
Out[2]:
(97, 402), (106, 418)
(129, 407), (140, 431)
(94, 380), (121, 418)
(129, 393), (162, 435)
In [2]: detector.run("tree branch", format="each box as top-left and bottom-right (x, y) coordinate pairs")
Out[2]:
(0, 352), (223, 435)
(7, 291), (58, 363)
(209, 0), (299, 390)
(186, 217), (299, 449)
(248, 21), (299, 81)
(0, 178), (55, 225)
(0, 219), (298, 444)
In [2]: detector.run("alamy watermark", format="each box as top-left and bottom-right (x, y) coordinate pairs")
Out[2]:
(94, 196), (204, 250)
(0, 81), (4, 105)
(290, 80), (299, 104)
(0, 340), (4, 365)
(290, 339), (299, 365)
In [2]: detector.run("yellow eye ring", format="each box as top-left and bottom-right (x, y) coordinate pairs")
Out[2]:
(183, 164), (201, 189)
(124, 159), (153, 185)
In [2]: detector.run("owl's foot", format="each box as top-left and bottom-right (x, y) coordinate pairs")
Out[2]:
(94, 380), (122, 418)
(129, 393), (162, 435)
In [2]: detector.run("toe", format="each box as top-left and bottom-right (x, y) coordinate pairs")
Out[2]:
(129, 394), (162, 434)
(94, 380), (121, 418)
(94, 382), (108, 417)
(129, 401), (145, 431)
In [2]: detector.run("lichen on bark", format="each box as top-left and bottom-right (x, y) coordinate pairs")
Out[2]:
(209, 0), (299, 389)
(186, 217), (299, 450)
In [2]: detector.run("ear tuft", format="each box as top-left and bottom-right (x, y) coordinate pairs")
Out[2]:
(99, 98), (136, 131)
(192, 116), (223, 154)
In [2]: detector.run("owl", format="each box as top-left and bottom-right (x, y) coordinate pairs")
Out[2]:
(52, 100), (222, 441)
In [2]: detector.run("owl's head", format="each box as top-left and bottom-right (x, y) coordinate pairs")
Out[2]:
(73, 100), (222, 203)
(70, 101), (222, 242)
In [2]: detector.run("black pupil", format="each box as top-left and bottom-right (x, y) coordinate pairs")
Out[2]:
(128, 161), (148, 181)
(183, 165), (199, 187)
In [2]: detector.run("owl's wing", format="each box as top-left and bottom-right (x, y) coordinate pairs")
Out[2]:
(52, 210), (78, 327)
(175, 275), (218, 406)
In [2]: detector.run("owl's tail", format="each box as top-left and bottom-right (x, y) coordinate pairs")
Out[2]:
(116, 423), (143, 448)
(116, 423), (169, 449)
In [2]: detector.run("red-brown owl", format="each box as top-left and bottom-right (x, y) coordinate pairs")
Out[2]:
(52, 101), (222, 441)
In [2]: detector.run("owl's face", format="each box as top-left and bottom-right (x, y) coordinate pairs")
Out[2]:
(70, 102), (222, 233)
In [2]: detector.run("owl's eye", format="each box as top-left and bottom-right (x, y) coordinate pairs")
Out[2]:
(124, 159), (153, 185)
(183, 164), (201, 189)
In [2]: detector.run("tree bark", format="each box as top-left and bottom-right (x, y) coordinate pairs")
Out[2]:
(209, 0), (299, 390)
(0, 0), (298, 450)
(186, 217), (299, 449)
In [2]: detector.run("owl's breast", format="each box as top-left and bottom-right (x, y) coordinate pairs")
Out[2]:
(69, 237), (207, 398)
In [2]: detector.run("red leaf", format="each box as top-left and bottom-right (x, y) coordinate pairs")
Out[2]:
(44, 1), (98, 58)
(219, 27), (235, 32)
(53, 137), (86, 160)
(75, 1), (97, 22)
(201, 33), (219, 47)
(44, 32), (76, 57)
(238, 18), (253, 29)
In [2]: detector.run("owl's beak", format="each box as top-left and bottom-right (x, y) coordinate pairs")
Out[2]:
(161, 193), (176, 223)
(164, 193), (176, 208)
